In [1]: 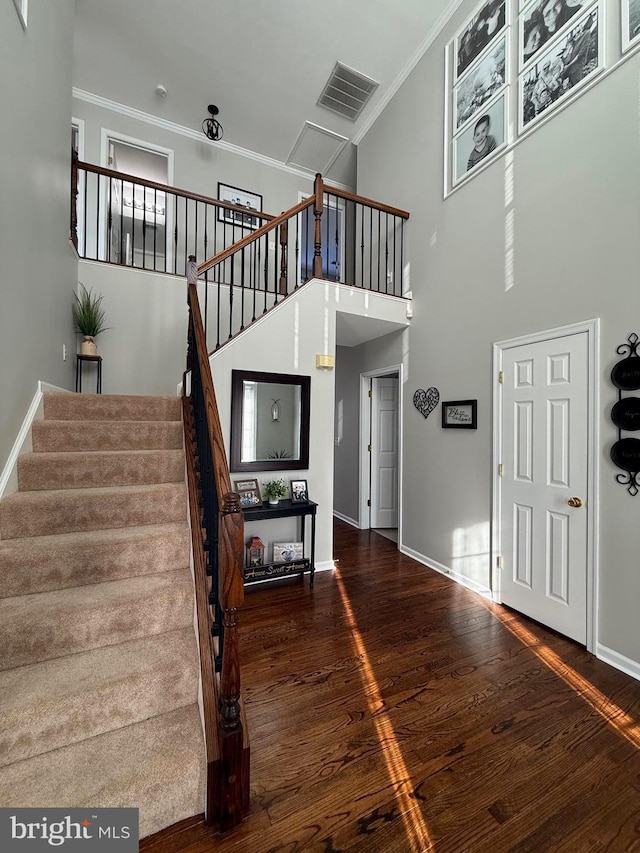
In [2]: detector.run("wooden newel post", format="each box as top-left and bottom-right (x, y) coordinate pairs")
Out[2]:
(187, 254), (198, 286)
(279, 216), (288, 295)
(313, 172), (323, 280)
(70, 149), (79, 250)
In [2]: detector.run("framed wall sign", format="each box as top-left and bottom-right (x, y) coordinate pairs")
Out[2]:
(234, 478), (262, 507)
(442, 399), (478, 429)
(217, 182), (263, 230)
(273, 542), (303, 563)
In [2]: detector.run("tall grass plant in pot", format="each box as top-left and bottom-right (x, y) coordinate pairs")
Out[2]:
(72, 283), (109, 355)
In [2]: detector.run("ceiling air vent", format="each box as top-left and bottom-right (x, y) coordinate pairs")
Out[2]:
(317, 62), (379, 121)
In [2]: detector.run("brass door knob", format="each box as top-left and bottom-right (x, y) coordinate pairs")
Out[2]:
(567, 497), (583, 508)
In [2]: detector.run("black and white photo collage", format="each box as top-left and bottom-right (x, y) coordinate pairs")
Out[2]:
(518, 0), (601, 131)
(448, 0), (640, 189)
(452, 0), (509, 186)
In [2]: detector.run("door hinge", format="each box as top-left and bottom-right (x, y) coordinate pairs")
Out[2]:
(368, 389), (373, 398)
(497, 555), (504, 569)
(108, 156), (114, 166)
(367, 499), (371, 507)
(498, 371), (504, 384)
(498, 463), (504, 476)
(368, 444), (372, 452)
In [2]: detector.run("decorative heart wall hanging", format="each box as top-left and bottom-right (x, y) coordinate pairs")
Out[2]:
(413, 387), (439, 419)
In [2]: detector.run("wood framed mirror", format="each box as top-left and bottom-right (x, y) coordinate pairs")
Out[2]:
(230, 370), (310, 472)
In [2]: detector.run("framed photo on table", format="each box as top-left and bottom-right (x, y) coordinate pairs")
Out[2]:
(234, 478), (262, 507)
(218, 182), (263, 230)
(442, 400), (478, 429)
(273, 542), (303, 563)
(290, 479), (309, 503)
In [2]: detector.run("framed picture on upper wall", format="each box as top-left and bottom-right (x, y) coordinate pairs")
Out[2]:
(623, 0), (640, 52)
(519, 5), (602, 132)
(454, 36), (507, 130)
(217, 183), (263, 231)
(455, 0), (507, 81)
(453, 91), (507, 185)
(519, 0), (591, 69)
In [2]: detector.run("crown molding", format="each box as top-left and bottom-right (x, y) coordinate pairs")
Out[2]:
(72, 88), (353, 191)
(352, 0), (466, 145)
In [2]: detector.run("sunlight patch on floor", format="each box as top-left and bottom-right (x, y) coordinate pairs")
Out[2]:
(336, 568), (435, 852)
(489, 603), (640, 751)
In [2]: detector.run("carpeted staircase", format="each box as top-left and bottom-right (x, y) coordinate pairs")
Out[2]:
(0, 392), (206, 838)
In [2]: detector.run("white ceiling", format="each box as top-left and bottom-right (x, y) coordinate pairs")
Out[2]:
(73, 0), (463, 187)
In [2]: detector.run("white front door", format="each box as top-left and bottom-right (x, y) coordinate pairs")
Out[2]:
(499, 330), (589, 643)
(371, 377), (399, 529)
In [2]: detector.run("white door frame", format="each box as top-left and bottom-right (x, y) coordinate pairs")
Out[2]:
(99, 130), (175, 267)
(492, 319), (599, 653)
(359, 364), (404, 542)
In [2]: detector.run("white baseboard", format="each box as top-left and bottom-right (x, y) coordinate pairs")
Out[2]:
(399, 544), (492, 600)
(596, 643), (640, 683)
(315, 560), (336, 573)
(333, 511), (360, 529)
(0, 382), (69, 501)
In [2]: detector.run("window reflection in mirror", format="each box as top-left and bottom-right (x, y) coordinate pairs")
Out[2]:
(230, 370), (310, 473)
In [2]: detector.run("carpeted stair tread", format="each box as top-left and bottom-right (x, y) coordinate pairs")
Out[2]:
(0, 568), (193, 670)
(0, 628), (199, 768)
(18, 449), (185, 491)
(32, 419), (183, 452)
(0, 482), (186, 539)
(44, 393), (181, 423)
(0, 703), (206, 839)
(0, 523), (190, 598)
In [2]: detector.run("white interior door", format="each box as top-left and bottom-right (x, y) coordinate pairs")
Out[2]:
(371, 376), (399, 529)
(499, 331), (589, 643)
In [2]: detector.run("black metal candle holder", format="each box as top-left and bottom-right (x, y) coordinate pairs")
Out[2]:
(610, 332), (640, 496)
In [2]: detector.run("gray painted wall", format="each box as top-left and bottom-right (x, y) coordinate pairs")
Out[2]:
(334, 332), (405, 523)
(357, 2), (640, 667)
(1, 0), (77, 470)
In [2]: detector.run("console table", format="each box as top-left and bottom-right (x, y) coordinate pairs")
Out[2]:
(241, 499), (317, 587)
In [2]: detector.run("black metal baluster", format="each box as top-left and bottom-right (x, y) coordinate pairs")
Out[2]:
(142, 183), (147, 268)
(153, 187), (158, 270)
(173, 195), (178, 275)
(263, 233), (268, 313)
(369, 206), (373, 291)
(377, 209), (381, 292)
(216, 261), (221, 350)
(240, 247), (246, 331)
(360, 203), (365, 288)
(385, 212), (389, 294)
(95, 174), (101, 262)
(252, 239), (258, 322)
(107, 174), (113, 262)
(333, 196), (339, 282)
(229, 252), (235, 340)
(119, 178), (124, 265)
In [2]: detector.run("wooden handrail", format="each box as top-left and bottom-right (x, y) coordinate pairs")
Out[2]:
(327, 185), (410, 220)
(184, 258), (248, 830)
(77, 159), (276, 222)
(197, 196), (314, 276)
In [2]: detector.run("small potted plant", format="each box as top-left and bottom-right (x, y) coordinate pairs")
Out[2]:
(263, 478), (287, 506)
(72, 283), (109, 356)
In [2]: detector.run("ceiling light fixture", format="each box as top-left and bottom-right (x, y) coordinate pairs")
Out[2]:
(202, 104), (223, 141)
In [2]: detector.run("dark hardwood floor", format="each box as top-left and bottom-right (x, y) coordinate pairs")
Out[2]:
(142, 520), (640, 852)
